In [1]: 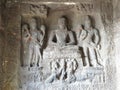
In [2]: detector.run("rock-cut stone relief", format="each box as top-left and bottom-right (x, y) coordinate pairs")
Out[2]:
(75, 15), (103, 67)
(20, 14), (105, 90)
(45, 58), (77, 83)
(30, 4), (48, 18)
(22, 18), (45, 67)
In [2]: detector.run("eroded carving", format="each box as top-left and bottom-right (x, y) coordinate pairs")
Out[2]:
(30, 4), (48, 18)
(19, 67), (43, 90)
(45, 58), (78, 83)
(22, 24), (31, 67)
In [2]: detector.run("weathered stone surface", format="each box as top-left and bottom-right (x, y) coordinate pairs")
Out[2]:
(19, 1), (114, 90)
(0, 0), (120, 90)
(0, 2), (21, 90)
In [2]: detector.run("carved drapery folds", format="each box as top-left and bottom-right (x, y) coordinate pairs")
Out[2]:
(20, 2), (106, 90)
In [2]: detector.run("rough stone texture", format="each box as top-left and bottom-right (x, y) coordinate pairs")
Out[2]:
(0, 1), (21, 90)
(113, 0), (120, 90)
(0, 0), (120, 90)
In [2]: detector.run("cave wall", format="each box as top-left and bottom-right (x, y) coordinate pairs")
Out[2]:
(0, 0), (120, 90)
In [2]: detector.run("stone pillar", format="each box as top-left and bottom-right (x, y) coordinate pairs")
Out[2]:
(0, 5), (4, 90)
(1, 1), (21, 90)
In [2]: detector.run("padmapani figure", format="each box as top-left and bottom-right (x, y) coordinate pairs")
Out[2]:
(77, 15), (102, 67)
(28, 18), (45, 67)
(22, 18), (45, 67)
(49, 16), (75, 47)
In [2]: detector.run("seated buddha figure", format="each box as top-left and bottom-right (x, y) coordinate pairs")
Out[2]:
(49, 16), (75, 47)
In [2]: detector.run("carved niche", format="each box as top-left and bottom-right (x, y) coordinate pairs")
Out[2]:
(20, 2), (106, 90)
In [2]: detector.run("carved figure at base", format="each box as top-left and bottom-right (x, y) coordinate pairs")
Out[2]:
(45, 58), (78, 83)
(45, 59), (59, 83)
(66, 59), (77, 83)
(59, 59), (66, 82)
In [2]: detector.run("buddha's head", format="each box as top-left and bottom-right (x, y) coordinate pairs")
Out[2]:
(58, 16), (67, 30)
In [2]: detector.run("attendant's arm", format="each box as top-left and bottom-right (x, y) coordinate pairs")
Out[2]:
(90, 29), (100, 47)
(36, 26), (45, 46)
(67, 31), (75, 45)
(79, 30), (87, 41)
(94, 29), (99, 45)
(49, 31), (57, 45)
